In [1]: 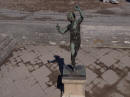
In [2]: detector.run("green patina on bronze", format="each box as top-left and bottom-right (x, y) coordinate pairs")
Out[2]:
(56, 5), (84, 70)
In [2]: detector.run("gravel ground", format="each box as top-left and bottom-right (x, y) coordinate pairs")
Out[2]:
(0, 0), (121, 12)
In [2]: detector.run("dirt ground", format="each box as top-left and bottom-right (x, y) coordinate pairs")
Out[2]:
(0, 0), (123, 12)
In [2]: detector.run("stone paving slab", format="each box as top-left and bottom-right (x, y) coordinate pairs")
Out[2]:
(0, 44), (130, 97)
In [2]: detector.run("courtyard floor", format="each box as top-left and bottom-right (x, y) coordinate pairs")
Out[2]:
(0, 43), (130, 97)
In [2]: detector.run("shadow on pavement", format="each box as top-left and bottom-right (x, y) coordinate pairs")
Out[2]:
(48, 55), (64, 75)
(48, 55), (77, 97)
(48, 55), (64, 97)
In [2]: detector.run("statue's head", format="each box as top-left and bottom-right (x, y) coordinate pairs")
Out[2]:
(67, 12), (75, 22)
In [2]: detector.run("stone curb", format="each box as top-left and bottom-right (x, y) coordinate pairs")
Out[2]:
(0, 34), (16, 65)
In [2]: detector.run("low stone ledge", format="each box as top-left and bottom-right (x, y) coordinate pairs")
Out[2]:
(0, 34), (16, 65)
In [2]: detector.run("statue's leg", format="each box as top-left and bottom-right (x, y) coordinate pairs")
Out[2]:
(71, 42), (76, 68)
(75, 41), (80, 57)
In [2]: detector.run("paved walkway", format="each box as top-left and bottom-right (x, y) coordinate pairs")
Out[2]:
(0, 44), (130, 97)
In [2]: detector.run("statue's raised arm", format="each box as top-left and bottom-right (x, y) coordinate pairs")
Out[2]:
(75, 5), (84, 24)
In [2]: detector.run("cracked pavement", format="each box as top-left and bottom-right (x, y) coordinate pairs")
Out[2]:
(0, 44), (130, 97)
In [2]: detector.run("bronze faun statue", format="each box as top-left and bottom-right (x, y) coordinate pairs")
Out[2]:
(56, 5), (84, 70)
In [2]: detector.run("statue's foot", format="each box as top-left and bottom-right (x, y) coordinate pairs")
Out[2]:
(67, 65), (74, 71)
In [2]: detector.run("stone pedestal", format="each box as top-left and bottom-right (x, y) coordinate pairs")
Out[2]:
(62, 65), (86, 97)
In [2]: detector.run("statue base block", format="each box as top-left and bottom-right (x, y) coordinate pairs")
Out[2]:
(62, 65), (86, 97)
